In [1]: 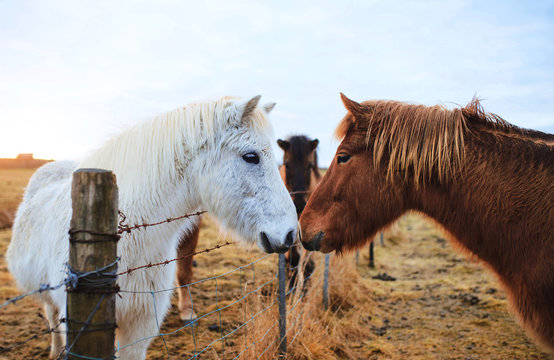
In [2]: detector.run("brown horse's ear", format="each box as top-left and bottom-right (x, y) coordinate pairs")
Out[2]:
(340, 93), (363, 118)
(277, 139), (289, 151)
(239, 95), (262, 122)
(310, 139), (319, 151)
(263, 102), (276, 114)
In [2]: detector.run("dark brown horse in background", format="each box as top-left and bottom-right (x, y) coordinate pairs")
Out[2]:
(299, 94), (554, 351)
(278, 135), (320, 287)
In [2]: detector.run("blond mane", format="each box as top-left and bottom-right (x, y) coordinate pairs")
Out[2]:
(335, 98), (518, 187)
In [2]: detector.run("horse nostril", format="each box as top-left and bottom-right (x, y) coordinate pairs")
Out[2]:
(285, 230), (294, 247)
(302, 231), (323, 251)
(260, 232), (274, 253)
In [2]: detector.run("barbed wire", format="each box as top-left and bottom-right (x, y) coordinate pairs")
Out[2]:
(117, 210), (205, 234)
(117, 241), (233, 276)
(2, 204), (327, 359)
(0, 317), (65, 354)
(0, 210), (208, 310)
(116, 253), (276, 355)
(0, 259), (120, 311)
(1, 282), (66, 310)
(2, 250), (324, 359)
(118, 254), (273, 295)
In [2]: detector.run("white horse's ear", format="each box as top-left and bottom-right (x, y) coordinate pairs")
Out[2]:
(263, 102), (276, 114)
(238, 95), (262, 122)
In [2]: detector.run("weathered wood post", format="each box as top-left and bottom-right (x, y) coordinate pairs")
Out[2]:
(369, 241), (375, 268)
(323, 254), (330, 310)
(67, 169), (118, 359)
(278, 253), (287, 356)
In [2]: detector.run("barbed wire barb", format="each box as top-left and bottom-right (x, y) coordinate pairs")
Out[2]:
(117, 241), (233, 276)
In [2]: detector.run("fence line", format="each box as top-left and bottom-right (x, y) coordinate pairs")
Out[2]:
(117, 210), (206, 235)
(1, 170), (336, 359)
(355, 232), (385, 266)
(117, 241), (233, 276)
(0, 318), (65, 355)
(2, 236), (330, 359)
(114, 251), (282, 358)
(66, 169), (118, 359)
(112, 249), (329, 359)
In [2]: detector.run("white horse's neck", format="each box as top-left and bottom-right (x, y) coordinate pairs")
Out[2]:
(79, 109), (205, 222)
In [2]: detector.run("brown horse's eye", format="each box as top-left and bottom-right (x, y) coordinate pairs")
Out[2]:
(242, 152), (260, 164)
(307, 163), (313, 170)
(337, 153), (351, 164)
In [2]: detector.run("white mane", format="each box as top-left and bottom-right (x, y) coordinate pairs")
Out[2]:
(80, 96), (272, 197)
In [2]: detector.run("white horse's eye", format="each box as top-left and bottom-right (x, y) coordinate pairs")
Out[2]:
(242, 152), (260, 164)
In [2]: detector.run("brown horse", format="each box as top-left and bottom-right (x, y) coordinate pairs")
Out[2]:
(299, 94), (554, 351)
(176, 219), (201, 322)
(278, 135), (320, 287)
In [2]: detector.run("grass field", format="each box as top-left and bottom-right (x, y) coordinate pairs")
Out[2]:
(0, 168), (35, 229)
(0, 168), (552, 359)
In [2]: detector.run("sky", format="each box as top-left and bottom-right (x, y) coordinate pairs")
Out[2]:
(1, 0), (553, 166)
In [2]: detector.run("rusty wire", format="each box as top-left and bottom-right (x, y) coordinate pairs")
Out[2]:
(0, 317), (65, 354)
(117, 210), (206, 234)
(115, 209), (234, 276)
(117, 241), (234, 276)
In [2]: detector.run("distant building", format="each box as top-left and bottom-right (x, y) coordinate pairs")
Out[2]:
(16, 153), (34, 160)
(0, 153), (52, 168)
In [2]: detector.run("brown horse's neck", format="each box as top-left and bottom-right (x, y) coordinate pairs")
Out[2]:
(410, 133), (554, 348)
(413, 134), (552, 272)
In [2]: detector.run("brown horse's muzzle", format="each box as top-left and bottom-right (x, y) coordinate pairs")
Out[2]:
(301, 231), (324, 252)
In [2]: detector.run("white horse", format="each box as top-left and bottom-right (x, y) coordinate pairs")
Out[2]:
(6, 95), (298, 359)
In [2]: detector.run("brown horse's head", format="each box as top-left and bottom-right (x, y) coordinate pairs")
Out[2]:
(300, 93), (468, 253)
(299, 95), (406, 253)
(278, 135), (320, 215)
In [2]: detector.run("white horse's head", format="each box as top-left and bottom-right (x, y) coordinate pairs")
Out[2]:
(190, 95), (298, 253)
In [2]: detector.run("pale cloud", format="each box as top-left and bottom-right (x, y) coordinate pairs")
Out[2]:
(0, 0), (552, 163)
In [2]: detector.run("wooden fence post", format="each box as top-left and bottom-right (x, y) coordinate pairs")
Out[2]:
(323, 254), (330, 310)
(278, 253), (287, 356)
(369, 242), (375, 268)
(67, 169), (118, 359)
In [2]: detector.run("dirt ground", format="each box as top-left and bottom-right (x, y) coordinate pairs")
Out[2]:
(0, 168), (552, 359)
(347, 215), (554, 360)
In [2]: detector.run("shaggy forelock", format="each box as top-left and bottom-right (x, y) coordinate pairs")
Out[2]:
(286, 135), (314, 160)
(332, 97), (537, 187)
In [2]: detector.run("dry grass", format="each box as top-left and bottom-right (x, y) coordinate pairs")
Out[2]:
(0, 169), (552, 359)
(0, 168), (35, 228)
